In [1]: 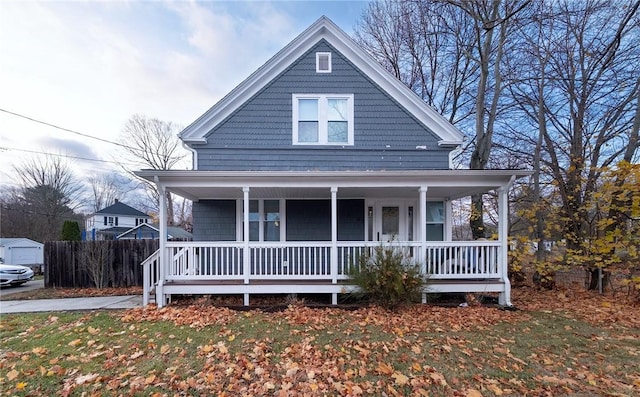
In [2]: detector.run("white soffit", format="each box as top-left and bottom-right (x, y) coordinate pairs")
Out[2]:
(179, 16), (464, 146)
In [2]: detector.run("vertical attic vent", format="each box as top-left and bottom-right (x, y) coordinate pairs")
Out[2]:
(316, 52), (332, 73)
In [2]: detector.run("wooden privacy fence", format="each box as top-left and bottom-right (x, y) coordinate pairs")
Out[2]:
(45, 240), (158, 288)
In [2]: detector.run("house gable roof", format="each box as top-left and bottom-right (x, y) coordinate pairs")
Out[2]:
(95, 202), (149, 217)
(115, 223), (193, 240)
(0, 238), (43, 247)
(180, 16), (464, 147)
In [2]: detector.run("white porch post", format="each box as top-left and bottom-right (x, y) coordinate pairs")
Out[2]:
(498, 180), (514, 306)
(243, 187), (250, 286)
(419, 186), (428, 303)
(330, 187), (338, 305)
(156, 177), (167, 308)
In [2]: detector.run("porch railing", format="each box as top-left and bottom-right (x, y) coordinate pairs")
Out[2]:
(152, 241), (502, 282)
(141, 249), (160, 306)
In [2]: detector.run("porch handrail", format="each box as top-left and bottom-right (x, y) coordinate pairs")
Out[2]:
(141, 249), (160, 306)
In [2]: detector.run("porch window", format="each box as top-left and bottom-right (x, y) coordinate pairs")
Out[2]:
(426, 201), (444, 241)
(244, 199), (281, 242)
(292, 94), (354, 145)
(264, 200), (280, 241)
(249, 200), (259, 241)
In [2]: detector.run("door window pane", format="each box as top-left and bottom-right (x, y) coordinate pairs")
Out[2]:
(382, 206), (400, 235)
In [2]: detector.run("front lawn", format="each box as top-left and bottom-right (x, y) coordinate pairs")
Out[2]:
(1, 288), (638, 396)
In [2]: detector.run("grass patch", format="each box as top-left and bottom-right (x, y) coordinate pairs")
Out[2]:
(1, 302), (639, 396)
(0, 286), (142, 301)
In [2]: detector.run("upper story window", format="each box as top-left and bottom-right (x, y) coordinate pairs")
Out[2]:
(292, 94), (354, 145)
(316, 52), (331, 73)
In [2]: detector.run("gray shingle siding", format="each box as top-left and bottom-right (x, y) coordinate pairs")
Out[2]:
(194, 40), (452, 171)
(192, 199), (364, 242)
(192, 200), (236, 241)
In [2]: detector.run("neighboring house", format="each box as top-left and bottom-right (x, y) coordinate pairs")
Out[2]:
(0, 238), (44, 272)
(85, 200), (151, 240)
(136, 17), (530, 308)
(116, 223), (193, 241)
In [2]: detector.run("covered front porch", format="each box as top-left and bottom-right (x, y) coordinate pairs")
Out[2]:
(137, 170), (526, 308)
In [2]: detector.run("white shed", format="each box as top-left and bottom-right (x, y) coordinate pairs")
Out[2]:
(0, 238), (44, 272)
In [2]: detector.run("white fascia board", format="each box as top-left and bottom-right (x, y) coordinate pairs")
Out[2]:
(179, 17), (464, 146)
(135, 170), (531, 189)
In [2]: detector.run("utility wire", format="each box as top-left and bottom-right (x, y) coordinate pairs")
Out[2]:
(0, 108), (133, 149)
(0, 146), (141, 167)
(0, 108), (186, 162)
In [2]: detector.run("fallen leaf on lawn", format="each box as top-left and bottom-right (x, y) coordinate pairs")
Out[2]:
(430, 371), (448, 386)
(75, 373), (99, 385)
(537, 375), (579, 386)
(376, 362), (394, 375)
(130, 351), (144, 360)
(487, 384), (503, 395)
(68, 339), (82, 347)
(465, 389), (483, 397)
(216, 342), (228, 354)
(392, 371), (409, 385)
(32, 347), (48, 356)
(16, 382), (27, 390)
(7, 369), (19, 381)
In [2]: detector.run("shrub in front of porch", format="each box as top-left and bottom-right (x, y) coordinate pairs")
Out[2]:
(349, 245), (427, 309)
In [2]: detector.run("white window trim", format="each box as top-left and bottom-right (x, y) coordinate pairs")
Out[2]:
(316, 52), (332, 73)
(292, 94), (354, 146)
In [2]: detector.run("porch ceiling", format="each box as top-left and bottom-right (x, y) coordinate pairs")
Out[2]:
(135, 169), (531, 201)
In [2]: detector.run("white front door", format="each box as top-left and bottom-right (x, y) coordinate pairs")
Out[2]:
(371, 201), (415, 242)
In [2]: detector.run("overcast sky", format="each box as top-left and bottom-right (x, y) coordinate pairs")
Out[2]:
(0, 0), (370, 189)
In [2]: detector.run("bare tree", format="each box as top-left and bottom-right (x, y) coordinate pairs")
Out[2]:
(88, 172), (129, 212)
(4, 156), (85, 242)
(505, 0), (640, 288)
(355, 0), (478, 125)
(118, 114), (188, 225)
(81, 241), (111, 288)
(356, 0), (530, 238)
(447, 0), (531, 238)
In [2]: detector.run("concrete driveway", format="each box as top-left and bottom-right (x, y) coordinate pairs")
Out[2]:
(0, 279), (143, 314)
(0, 278), (45, 296)
(0, 295), (142, 314)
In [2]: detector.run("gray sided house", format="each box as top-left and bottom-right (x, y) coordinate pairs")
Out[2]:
(137, 17), (529, 308)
